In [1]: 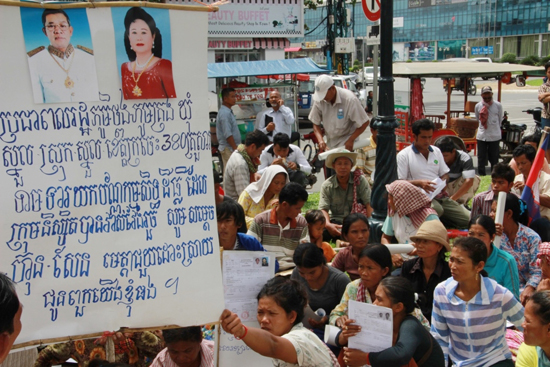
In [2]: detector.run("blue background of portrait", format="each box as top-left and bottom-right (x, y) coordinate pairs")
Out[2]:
(20, 8), (94, 53)
(111, 7), (173, 79)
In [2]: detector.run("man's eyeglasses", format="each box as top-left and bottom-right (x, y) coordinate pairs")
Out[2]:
(46, 24), (69, 31)
(482, 96), (492, 101)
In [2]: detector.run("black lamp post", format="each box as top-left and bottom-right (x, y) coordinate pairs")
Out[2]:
(369, 0), (398, 241)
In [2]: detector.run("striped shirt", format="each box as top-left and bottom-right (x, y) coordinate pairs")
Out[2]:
(150, 340), (214, 367)
(470, 189), (495, 219)
(248, 208), (309, 270)
(431, 276), (524, 367)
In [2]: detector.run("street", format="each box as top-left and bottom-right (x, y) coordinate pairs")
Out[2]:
(394, 77), (541, 129)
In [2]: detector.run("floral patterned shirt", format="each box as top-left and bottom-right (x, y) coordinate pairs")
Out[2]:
(501, 223), (541, 290)
(274, 323), (339, 367)
(328, 279), (430, 329)
(539, 80), (550, 119)
(34, 332), (163, 367)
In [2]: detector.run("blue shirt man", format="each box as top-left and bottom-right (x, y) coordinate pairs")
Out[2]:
(216, 88), (241, 173)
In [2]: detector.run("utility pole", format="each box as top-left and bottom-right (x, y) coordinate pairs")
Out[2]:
(369, 0), (398, 239)
(326, 0), (349, 74)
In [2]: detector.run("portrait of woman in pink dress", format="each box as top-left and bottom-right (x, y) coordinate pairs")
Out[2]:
(121, 7), (176, 100)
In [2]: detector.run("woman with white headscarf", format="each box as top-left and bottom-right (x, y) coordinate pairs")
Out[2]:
(238, 165), (288, 228)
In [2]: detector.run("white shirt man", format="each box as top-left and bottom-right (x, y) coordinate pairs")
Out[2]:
(309, 75), (369, 151)
(27, 10), (99, 104)
(259, 133), (312, 188)
(255, 91), (295, 141)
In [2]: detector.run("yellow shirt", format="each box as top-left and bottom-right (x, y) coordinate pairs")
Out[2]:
(238, 190), (279, 229)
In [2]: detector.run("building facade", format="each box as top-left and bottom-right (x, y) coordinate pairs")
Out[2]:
(296, 0), (550, 62)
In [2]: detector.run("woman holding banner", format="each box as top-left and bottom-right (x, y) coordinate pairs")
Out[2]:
(121, 7), (176, 100)
(220, 277), (340, 367)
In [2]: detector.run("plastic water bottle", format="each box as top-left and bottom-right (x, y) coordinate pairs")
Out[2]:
(337, 109), (344, 119)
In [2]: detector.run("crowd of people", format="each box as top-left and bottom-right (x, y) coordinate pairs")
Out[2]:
(6, 74), (550, 367)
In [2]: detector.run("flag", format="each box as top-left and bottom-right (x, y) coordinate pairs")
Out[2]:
(521, 134), (550, 224)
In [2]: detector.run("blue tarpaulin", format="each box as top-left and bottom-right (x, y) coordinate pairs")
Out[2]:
(207, 58), (328, 78)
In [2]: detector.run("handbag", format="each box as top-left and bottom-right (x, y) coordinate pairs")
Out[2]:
(351, 169), (369, 216)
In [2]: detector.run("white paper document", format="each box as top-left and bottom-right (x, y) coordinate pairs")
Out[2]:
(221, 252), (275, 367)
(421, 177), (446, 200)
(222, 251), (275, 312)
(348, 300), (393, 353)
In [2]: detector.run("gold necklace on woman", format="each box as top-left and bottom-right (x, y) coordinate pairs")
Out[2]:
(131, 54), (155, 97)
(49, 50), (75, 89)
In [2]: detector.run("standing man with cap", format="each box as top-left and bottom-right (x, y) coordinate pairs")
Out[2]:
(309, 75), (370, 152)
(475, 86), (503, 176)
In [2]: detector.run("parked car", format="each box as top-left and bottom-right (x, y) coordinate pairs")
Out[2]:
(473, 57), (494, 79)
(297, 74), (361, 119)
(473, 57), (493, 63)
(356, 66), (380, 86)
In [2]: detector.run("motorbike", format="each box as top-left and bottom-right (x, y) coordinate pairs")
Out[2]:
(499, 107), (543, 162)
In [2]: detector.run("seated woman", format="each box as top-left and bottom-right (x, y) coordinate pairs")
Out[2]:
(381, 180), (439, 268)
(431, 237), (524, 367)
(329, 244), (429, 331)
(468, 214), (521, 299)
(490, 193), (541, 304)
(340, 277), (445, 367)
(516, 290), (550, 367)
(291, 243), (350, 333)
(220, 277), (339, 367)
(331, 213), (370, 281)
(238, 165), (288, 228)
(400, 220), (451, 322)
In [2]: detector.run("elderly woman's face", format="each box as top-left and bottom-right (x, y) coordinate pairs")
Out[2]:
(257, 296), (296, 337)
(522, 300), (550, 347)
(129, 19), (155, 55)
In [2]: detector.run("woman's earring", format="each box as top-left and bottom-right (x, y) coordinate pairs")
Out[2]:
(476, 273), (479, 280)
(153, 42), (155, 49)
(130, 47), (133, 50)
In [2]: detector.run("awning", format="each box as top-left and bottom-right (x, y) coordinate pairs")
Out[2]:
(285, 47), (302, 52)
(253, 38), (290, 49)
(207, 58), (328, 78)
(392, 62), (544, 79)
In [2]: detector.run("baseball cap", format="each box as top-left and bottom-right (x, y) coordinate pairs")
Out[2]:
(312, 75), (334, 102)
(481, 86), (492, 94)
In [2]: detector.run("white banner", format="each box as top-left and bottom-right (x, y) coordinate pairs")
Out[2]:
(207, 3), (303, 37)
(0, 5), (224, 345)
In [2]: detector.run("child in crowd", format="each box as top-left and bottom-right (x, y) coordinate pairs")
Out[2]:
(331, 213), (370, 281)
(305, 210), (336, 262)
(470, 162), (515, 219)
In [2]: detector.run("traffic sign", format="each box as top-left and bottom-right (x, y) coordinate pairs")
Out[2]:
(362, 0), (381, 22)
(366, 25), (380, 45)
